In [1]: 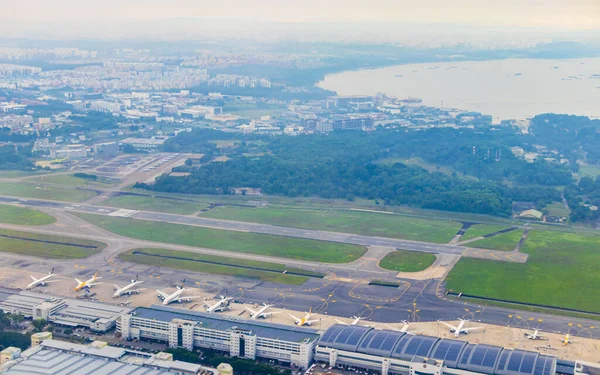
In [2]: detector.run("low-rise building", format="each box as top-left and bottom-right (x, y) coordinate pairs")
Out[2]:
(0, 339), (218, 375)
(0, 288), (132, 332)
(119, 305), (319, 369)
(31, 331), (52, 346)
(0, 348), (20, 365)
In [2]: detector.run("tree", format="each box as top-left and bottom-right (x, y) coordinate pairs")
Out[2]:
(31, 318), (47, 333)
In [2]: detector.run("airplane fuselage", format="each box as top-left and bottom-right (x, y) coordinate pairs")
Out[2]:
(113, 281), (143, 298)
(26, 274), (55, 290)
(162, 288), (185, 305)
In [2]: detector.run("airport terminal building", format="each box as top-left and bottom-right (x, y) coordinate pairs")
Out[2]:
(118, 305), (320, 369)
(0, 288), (131, 332)
(315, 325), (560, 375)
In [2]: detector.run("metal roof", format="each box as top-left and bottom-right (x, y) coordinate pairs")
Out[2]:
(134, 305), (319, 343)
(430, 339), (468, 367)
(357, 329), (406, 357)
(318, 324), (373, 352)
(3, 348), (178, 375)
(391, 334), (439, 361)
(317, 326), (558, 375)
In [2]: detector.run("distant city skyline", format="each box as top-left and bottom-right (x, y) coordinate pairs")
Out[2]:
(1, 0), (599, 44)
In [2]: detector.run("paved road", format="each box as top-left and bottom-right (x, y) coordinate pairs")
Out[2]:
(0, 195), (526, 263)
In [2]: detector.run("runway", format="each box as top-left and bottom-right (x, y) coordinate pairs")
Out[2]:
(0, 195), (526, 262)
(0, 196), (594, 339)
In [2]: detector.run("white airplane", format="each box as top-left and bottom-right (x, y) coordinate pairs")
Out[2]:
(113, 276), (145, 298)
(386, 320), (419, 334)
(561, 334), (572, 345)
(335, 316), (370, 326)
(26, 268), (57, 290)
(204, 295), (233, 313)
(157, 280), (202, 305)
(245, 303), (280, 319)
(438, 319), (482, 338)
(524, 329), (545, 340)
(74, 272), (103, 291)
(289, 310), (319, 326)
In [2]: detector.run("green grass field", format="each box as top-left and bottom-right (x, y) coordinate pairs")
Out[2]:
(0, 228), (106, 259)
(0, 204), (56, 226)
(468, 228), (523, 251)
(31, 174), (117, 187)
(446, 230), (600, 313)
(577, 163), (600, 178)
(119, 248), (321, 285)
(461, 224), (515, 241)
(103, 194), (210, 215)
(0, 182), (97, 202)
(378, 250), (436, 272)
(75, 213), (366, 263)
(0, 170), (51, 178)
(202, 206), (462, 243)
(544, 202), (570, 217)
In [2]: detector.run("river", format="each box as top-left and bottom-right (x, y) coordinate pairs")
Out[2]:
(317, 58), (600, 121)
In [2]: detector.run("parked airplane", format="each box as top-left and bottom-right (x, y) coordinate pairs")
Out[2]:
(335, 316), (369, 326)
(245, 303), (279, 319)
(289, 310), (319, 326)
(561, 334), (572, 345)
(524, 329), (545, 340)
(157, 280), (201, 305)
(386, 320), (418, 334)
(204, 295), (233, 313)
(438, 319), (482, 337)
(74, 272), (102, 291)
(26, 268), (57, 290)
(113, 276), (145, 298)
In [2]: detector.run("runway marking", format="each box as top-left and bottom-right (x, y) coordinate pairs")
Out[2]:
(488, 252), (501, 260)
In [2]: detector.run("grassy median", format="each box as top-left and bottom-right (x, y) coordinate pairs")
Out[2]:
(120, 248), (324, 285)
(0, 228), (106, 259)
(446, 230), (600, 313)
(75, 213), (366, 263)
(202, 206), (462, 243)
(0, 204), (56, 226)
(378, 250), (436, 272)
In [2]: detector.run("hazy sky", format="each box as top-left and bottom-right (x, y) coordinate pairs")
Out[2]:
(3, 0), (599, 29)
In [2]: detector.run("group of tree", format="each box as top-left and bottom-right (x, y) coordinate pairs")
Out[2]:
(0, 143), (35, 171)
(564, 175), (600, 223)
(166, 347), (291, 375)
(136, 126), (574, 217)
(0, 311), (29, 351)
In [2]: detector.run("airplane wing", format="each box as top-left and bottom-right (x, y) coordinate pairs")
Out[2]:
(244, 307), (257, 315)
(75, 278), (82, 284)
(179, 296), (203, 302)
(306, 319), (320, 325)
(438, 321), (457, 330)
(288, 314), (300, 321)
(129, 288), (146, 294)
(335, 319), (348, 325)
(113, 284), (120, 290)
(87, 282), (103, 287)
(263, 312), (280, 317)
(30, 276), (39, 282)
(157, 290), (170, 300)
(462, 327), (482, 333)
